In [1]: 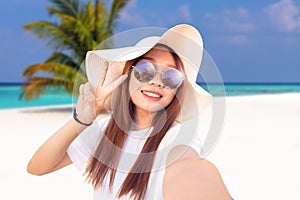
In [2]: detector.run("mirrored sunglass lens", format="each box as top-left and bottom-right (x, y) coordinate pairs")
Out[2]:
(162, 69), (183, 89)
(134, 62), (155, 82)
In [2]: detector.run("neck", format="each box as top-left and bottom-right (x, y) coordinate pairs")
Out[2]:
(132, 108), (156, 130)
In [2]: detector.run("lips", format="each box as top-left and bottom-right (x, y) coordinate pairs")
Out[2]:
(141, 90), (163, 99)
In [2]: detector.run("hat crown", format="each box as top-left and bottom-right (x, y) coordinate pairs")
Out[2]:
(158, 24), (204, 84)
(169, 24), (202, 43)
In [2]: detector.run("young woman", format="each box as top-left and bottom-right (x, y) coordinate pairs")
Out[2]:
(27, 24), (232, 200)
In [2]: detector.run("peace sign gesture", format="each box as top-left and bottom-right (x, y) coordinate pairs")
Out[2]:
(75, 62), (128, 125)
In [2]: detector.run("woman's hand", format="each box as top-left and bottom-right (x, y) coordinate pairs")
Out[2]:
(75, 62), (128, 124)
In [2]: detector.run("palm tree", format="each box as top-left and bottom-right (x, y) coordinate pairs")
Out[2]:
(20, 0), (130, 100)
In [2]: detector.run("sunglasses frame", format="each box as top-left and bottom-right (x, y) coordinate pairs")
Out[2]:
(131, 61), (184, 90)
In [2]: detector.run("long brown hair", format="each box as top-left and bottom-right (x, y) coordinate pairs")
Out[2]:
(85, 44), (186, 200)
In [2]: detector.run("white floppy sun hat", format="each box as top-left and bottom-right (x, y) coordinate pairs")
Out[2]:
(85, 24), (212, 122)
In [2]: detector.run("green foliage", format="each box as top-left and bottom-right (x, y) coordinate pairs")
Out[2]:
(21, 0), (130, 100)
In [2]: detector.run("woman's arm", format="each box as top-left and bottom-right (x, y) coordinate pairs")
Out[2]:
(163, 152), (233, 199)
(27, 63), (128, 176)
(27, 119), (87, 175)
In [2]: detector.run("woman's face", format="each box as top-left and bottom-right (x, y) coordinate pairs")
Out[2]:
(129, 47), (180, 113)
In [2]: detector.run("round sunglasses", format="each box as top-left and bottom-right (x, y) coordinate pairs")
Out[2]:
(132, 61), (184, 89)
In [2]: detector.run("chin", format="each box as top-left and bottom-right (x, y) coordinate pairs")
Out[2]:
(148, 103), (166, 113)
(135, 102), (167, 114)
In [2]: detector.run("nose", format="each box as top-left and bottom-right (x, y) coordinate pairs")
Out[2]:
(148, 72), (164, 88)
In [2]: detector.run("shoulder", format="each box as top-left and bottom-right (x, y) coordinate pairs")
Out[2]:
(163, 158), (233, 200)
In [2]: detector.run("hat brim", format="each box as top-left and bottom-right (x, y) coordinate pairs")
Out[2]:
(85, 24), (212, 122)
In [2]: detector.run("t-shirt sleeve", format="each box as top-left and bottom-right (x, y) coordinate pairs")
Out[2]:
(67, 116), (110, 172)
(67, 132), (91, 172)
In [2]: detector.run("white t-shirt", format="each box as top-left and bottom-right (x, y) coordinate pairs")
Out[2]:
(67, 116), (202, 200)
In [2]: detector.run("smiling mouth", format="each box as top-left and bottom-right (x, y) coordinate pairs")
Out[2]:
(141, 90), (163, 98)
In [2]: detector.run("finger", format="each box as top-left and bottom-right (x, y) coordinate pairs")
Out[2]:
(97, 61), (109, 88)
(79, 84), (84, 94)
(84, 83), (94, 102)
(81, 83), (88, 101)
(78, 84), (85, 101)
(101, 74), (128, 98)
(85, 82), (95, 94)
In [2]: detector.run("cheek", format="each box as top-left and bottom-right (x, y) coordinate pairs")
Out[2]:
(163, 91), (176, 106)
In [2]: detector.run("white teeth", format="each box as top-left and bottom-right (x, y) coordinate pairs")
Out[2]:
(142, 91), (161, 98)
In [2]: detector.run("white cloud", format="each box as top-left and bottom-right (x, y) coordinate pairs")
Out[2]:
(203, 1), (300, 45)
(118, 2), (194, 28)
(178, 4), (192, 22)
(203, 7), (257, 44)
(263, 0), (300, 33)
(118, 0), (146, 26)
(204, 7), (256, 33)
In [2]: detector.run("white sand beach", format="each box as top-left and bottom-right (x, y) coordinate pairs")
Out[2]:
(1, 93), (299, 200)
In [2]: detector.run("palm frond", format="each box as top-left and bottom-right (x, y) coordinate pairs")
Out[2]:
(45, 52), (79, 68)
(21, 63), (87, 100)
(24, 21), (80, 52)
(19, 77), (70, 101)
(22, 62), (85, 81)
(48, 0), (80, 18)
(93, 0), (108, 41)
(107, 0), (130, 33)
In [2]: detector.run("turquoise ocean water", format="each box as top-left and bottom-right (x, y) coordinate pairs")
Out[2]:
(1, 83), (300, 109)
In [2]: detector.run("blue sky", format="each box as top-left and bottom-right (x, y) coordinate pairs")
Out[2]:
(0, 0), (299, 83)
